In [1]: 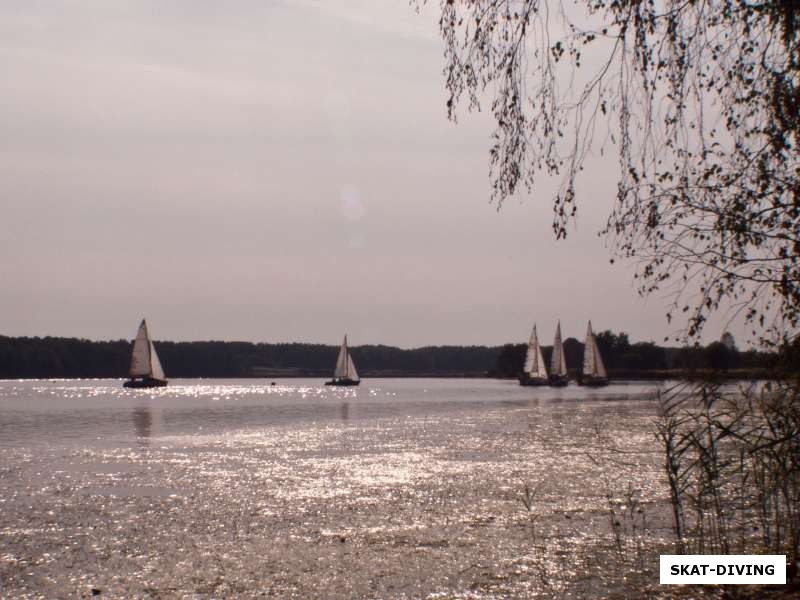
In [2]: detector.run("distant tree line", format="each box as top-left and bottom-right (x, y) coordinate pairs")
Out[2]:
(0, 336), (498, 379)
(490, 331), (794, 379)
(0, 332), (794, 380)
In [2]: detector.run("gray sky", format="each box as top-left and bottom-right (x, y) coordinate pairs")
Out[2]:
(0, 0), (726, 347)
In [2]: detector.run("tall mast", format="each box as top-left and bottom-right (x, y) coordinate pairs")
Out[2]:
(551, 321), (567, 377)
(523, 325), (537, 375)
(334, 335), (349, 379)
(129, 319), (152, 378)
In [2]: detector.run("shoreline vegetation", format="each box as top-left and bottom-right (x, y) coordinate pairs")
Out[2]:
(0, 332), (794, 380)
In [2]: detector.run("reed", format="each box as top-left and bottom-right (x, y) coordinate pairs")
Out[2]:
(654, 379), (800, 565)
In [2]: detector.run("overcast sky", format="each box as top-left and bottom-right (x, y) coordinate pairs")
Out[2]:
(0, 1), (734, 347)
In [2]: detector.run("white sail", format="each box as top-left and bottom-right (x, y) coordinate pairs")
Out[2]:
(149, 340), (166, 381)
(594, 334), (608, 378)
(583, 322), (595, 375)
(129, 320), (152, 377)
(583, 321), (608, 378)
(129, 319), (167, 381)
(332, 335), (359, 381)
(334, 335), (350, 379)
(534, 340), (548, 379)
(346, 353), (359, 381)
(524, 325), (548, 379)
(523, 326), (537, 374)
(551, 321), (568, 377)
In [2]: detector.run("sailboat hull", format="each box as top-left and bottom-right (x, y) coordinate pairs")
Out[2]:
(548, 376), (569, 387)
(578, 377), (609, 387)
(325, 378), (360, 386)
(124, 378), (168, 389)
(518, 375), (548, 386)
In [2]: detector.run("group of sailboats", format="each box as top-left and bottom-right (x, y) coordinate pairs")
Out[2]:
(518, 321), (608, 387)
(123, 318), (605, 390)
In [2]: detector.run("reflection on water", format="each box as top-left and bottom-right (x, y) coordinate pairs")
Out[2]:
(0, 378), (669, 599)
(132, 405), (152, 442)
(0, 378), (662, 447)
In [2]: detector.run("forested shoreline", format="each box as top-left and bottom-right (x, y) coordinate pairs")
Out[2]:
(0, 332), (790, 380)
(0, 336), (498, 379)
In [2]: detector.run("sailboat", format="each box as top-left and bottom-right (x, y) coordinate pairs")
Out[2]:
(579, 321), (609, 387)
(548, 321), (569, 387)
(325, 335), (360, 386)
(123, 319), (168, 388)
(519, 324), (549, 386)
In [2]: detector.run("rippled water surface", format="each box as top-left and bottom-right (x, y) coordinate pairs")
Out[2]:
(0, 378), (673, 598)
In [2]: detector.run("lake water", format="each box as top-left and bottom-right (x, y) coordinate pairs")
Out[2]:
(0, 378), (674, 598)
